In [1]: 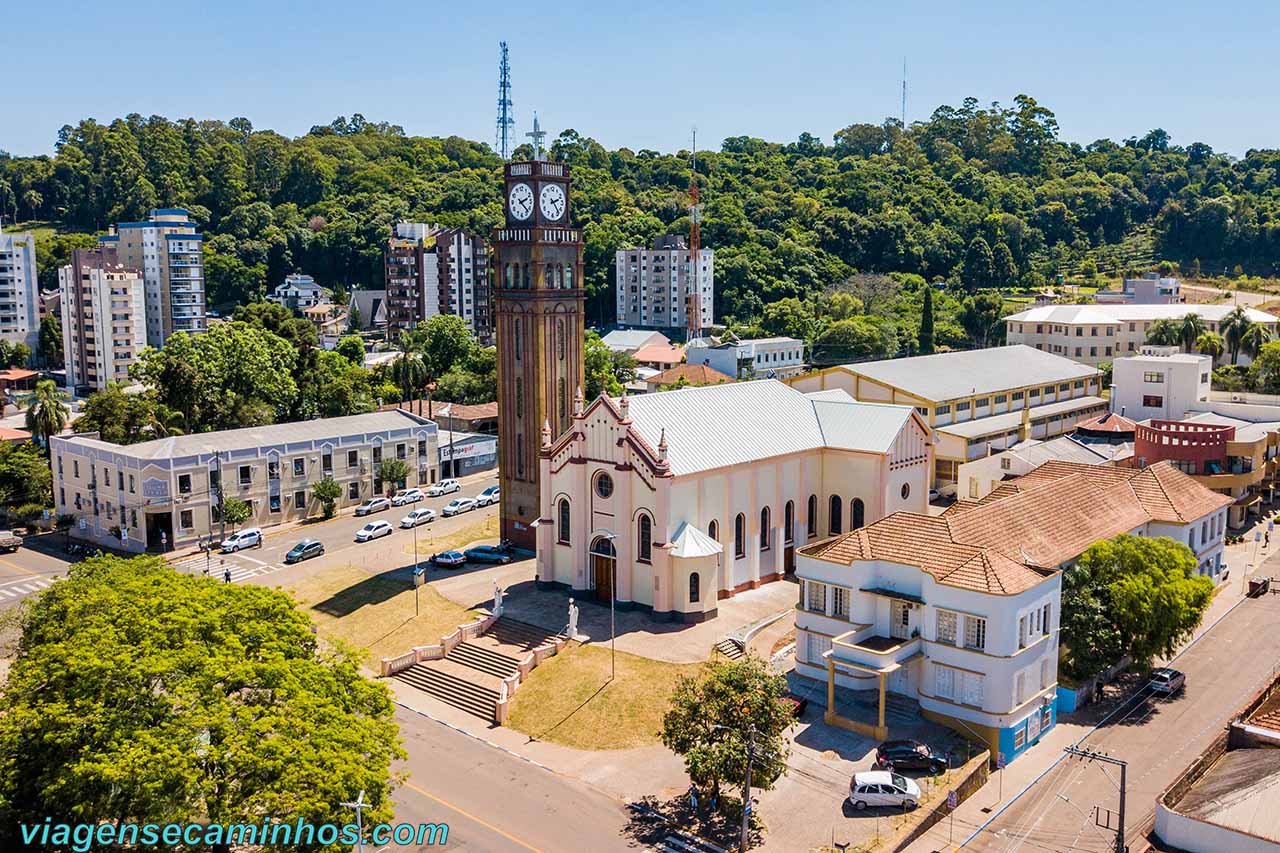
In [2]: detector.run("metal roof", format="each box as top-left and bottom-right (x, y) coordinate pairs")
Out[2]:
(62, 410), (435, 459)
(601, 329), (669, 350)
(1006, 303), (1276, 324)
(622, 379), (918, 476)
(845, 345), (1099, 403)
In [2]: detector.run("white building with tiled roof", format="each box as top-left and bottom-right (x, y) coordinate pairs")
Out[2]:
(795, 459), (1231, 762)
(536, 380), (933, 623)
(787, 346), (1106, 490)
(1005, 303), (1278, 367)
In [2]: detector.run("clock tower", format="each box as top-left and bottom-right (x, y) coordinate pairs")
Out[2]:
(492, 150), (585, 550)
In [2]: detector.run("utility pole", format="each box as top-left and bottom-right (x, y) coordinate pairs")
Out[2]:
(1064, 746), (1128, 853)
(215, 454), (226, 544)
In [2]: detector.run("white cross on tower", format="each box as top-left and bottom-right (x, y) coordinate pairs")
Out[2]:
(527, 113), (546, 161)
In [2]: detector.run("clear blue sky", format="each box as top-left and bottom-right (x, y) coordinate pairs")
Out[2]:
(7, 0), (1277, 157)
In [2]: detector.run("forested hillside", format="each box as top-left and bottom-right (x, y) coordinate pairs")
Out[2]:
(3, 98), (1280, 330)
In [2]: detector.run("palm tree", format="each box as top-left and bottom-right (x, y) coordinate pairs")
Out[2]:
(25, 379), (68, 451)
(1146, 318), (1181, 347)
(1221, 306), (1252, 364)
(1178, 313), (1207, 353)
(1194, 331), (1225, 362)
(1241, 323), (1271, 363)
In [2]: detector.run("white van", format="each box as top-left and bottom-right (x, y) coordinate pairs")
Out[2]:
(848, 771), (921, 810)
(220, 527), (263, 553)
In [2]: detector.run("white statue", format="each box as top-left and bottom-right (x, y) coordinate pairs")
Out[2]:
(493, 580), (505, 617)
(567, 597), (579, 639)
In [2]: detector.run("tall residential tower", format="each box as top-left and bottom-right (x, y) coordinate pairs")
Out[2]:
(384, 223), (491, 342)
(615, 235), (714, 334)
(58, 247), (146, 392)
(0, 229), (40, 352)
(99, 209), (206, 346)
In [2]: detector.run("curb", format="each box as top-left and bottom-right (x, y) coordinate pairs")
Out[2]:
(394, 700), (553, 773)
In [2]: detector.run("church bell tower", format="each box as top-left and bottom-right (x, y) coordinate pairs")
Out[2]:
(493, 120), (585, 550)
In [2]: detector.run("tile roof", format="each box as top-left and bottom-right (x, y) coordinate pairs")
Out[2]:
(620, 379), (921, 476)
(1076, 411), (1137, 434)
(803, 458), (1231, 595)
(631, 344), (686, 365)
(644, 363), (735, 387)
(842, 345), (1099, 403)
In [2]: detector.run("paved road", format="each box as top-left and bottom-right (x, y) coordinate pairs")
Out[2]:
(1182, 282), (1271, 307)
(962, 590), (1280, 852)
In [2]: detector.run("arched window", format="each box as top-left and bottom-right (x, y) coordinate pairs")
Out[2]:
(557, 498), (570, 544)
(637, 513), (653, 563)
(734, 513), (746, 559)
(513, 321), (521, 361)
(515, 378), (523, 418)
(708, 519), (718, 541)
(565, 264), (575, 290)
(557, 318), (566, 360)
(558, 377), (567, 420)
(807, 495), (817, 538)
(829, 495), (843, 535)
(522, 263), (531, 289)
(760, 506), (771, 551)
(784, 500), (795, 544)
(851, 498), (865, 530)
(689, 572), (700, 603)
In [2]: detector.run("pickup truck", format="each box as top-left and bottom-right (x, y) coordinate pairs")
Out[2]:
(0, 530), (21, 553)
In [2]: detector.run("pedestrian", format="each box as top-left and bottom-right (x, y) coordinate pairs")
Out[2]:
(688, 784), (699, 814)
(223, 566), (232, 584)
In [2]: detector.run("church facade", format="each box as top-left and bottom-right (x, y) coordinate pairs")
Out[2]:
(536, 380), (934, 622)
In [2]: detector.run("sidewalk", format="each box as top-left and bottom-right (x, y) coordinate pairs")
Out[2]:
(902, 528), (1272, 853)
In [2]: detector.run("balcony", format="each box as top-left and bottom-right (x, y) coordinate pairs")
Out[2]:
(832, 629), (923, 671)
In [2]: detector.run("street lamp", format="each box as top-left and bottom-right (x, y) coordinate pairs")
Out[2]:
(592, 528), (620, 680)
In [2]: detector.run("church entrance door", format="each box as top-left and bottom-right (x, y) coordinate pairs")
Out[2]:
(591, 537), (616, 603)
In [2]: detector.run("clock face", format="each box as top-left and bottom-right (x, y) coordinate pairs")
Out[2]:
(539, 183), (566, 221)
(508, 182), (534, 221)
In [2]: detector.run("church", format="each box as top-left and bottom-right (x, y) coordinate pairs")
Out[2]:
(536, 380), (934, 622)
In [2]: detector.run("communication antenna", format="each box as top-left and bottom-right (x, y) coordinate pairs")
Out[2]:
(495, 42), (514, 160)
(901, 57), (907, 129)
(686, 128), (703, 341)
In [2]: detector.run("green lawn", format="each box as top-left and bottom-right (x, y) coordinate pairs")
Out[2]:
(506, 643), (704, 750)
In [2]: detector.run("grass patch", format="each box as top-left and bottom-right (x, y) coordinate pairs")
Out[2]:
(285, 564), (477, 665)
(506, 643), (704, 750)
(398, 514), (499, 558)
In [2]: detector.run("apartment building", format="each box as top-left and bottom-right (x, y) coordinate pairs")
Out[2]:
(690, 336), (805, 380)
(267, 274), (329, 310)
(58, 247), (146, 392)
(0, 230), (40, 351)
(1112, 347), (1212, 421)
(99, 208), (207, 346)
(614, 235), (714, 334)
(788, 346), (1106, 489)
(1005, 303), (1278, 367)
(796, 458), (1229, 760)
(384, 222), (491, 342)
(52, 410), (439, 553)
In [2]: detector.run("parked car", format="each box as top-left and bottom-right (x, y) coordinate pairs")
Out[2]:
(927, 488), (941, 502)
(1149, 667), (1186, 695)
(848, 771), (920, 810)
(427, 479), (461, 497)
(354, 497), (391, 516)
(474, 485), (501, 507)
(391, 488), (425, 507)
(220, 528), (263, 553)
(283, 539), (325, 563)
(431, 550), (467, 568)
(399, 508), (437, 528)
(464, 545), (512, 564)
(442, 497), (476, 517)
(875, 740), (948, 775)
(355, 521), (394, 542)
(0, 530), (21, 553)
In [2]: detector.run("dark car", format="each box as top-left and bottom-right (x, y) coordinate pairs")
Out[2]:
(1149, 667), (1186, 695)
(464, 545), (512, 565)
(431, 550), (467, 568)
(875, 739), (948, 775)
(284, 539), (325, 564)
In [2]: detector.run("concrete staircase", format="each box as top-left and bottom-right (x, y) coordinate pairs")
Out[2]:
(393, 618), (562, 721)
(714, 638), (746, 660)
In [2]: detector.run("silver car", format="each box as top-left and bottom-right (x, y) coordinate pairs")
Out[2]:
(441, 497), (476, 517)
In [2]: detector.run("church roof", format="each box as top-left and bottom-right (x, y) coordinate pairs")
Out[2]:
(620, 379), (923, 476)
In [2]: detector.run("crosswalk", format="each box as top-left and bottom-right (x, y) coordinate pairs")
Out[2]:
(0, 575), (59, 600)
(654, 832), (724, 853)
(170, 552), (288, 584)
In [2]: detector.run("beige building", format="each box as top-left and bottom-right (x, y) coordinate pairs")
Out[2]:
(53, 410), (439, 552)
(787, 346), (1106, 490)
(58, 247), (147, 392)
(100, 208), (207, 346)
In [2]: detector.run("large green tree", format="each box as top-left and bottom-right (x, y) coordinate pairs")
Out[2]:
(0, 555), (404, 849)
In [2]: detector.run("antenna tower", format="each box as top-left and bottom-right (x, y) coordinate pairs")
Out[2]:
(495, 42), (514, 160)
(686, 128), (702, 340)
(901, 58), (907, 129)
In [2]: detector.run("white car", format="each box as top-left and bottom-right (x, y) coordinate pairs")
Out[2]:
(441, 497), (476, 517)
(400, 508), (436, 528)
(220, 527), (263, 552)
(355, 521), (393, 542)
(354, 497), (391, 516)
(474, 485), (501, 507)
(391, 488), (425, 507)
(426, 479), (461, 498)
(848, 771), (921, 811)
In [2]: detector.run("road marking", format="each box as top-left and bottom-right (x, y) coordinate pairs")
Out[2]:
(0, 554), (41, 578)
(399, 779), (543, 853)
